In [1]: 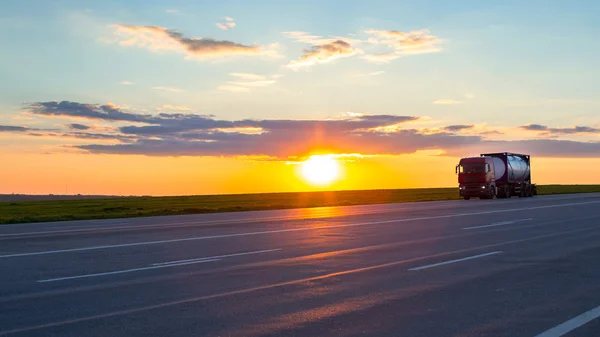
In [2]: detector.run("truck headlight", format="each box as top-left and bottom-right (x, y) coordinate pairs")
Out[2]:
(481, 186), (486, 189)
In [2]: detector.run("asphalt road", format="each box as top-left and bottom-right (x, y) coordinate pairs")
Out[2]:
(1, 194), (600, 336)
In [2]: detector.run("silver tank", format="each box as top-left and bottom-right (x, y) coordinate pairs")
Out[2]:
(491, 155), (530, 183)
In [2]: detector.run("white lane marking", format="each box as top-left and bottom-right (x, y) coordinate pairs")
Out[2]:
(407, 251), (502, 271)
(463, 218), (534, 230)
(533, 305), (600, 337)
(0, 224), (132, 238)
(37, 259), (221, 283)
(3, 200), (599, 259)
(152, 248), (282, 266)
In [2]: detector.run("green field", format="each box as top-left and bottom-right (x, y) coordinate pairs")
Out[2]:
(1, 185), (599, 224)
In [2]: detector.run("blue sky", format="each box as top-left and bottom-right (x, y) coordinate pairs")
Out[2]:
(1, 0), (599, 153)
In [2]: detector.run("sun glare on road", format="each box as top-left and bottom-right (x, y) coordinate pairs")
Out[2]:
(300, 155), (341, 186)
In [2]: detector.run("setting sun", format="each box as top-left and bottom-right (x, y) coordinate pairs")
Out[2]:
(300, 155), (341, 185)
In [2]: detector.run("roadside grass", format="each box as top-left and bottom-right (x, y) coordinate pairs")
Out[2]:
(1, 185), (598, 225)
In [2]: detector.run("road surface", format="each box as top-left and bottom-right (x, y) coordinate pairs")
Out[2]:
(1, 194), (600, 336)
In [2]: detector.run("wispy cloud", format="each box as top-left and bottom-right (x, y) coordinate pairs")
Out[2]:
(216, 17), (236, 31)
(119, 81), (134, 85)
(443, 124), (474, 132)
(152, 86), (184, 93)
(283, 31), (361, 46)
(288, 40), (358, 68)
(433, 99), (462, 105)
(361, 52), (401, 64)
(229, 73), (267, 81)
(284, 31), (363, 68)
(111, 24), (277, 59)
(354, 70), (385, 77)
(217, 73), (281, 92)
(165, 9), (180, 14)
(363, 29), (442, 63)
(156, 105), (191, 111)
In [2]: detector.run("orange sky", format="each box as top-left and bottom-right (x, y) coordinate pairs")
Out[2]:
(2, 151), (598, 196)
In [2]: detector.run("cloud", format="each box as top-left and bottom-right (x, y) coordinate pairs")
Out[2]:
(27, 131), (137, 142)
(156, 105), (191, 111)
(216, 17), (236, 31)
(354, 71), (385, 77)
(443, 124), (474, 132)
(361, 52), (401, 64)
(119, 81), (134, 85)
(67, 123), (91, 130)
(217, 73), (281, 92)
(0, 125), (28, 132)
(22, 100), (600, 159)
(26, 101), (153, 122)
(229, 73), (267, 81)
(288, 40), (358, 68)
(446, 139), (600, 159)
(520, 124), (548, 131)
(283, 31), (361, 46)
(152, 86), (184, 92)
(433, 99), (462, 105)
(365, 29), (442, 53)
(165, 9), (180, 14)
(363, 29), (442, 63)
(520, 124), (600, 134)
(112, 25), (273, 59)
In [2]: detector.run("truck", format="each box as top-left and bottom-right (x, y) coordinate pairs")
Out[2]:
(456, 152), (537, 200)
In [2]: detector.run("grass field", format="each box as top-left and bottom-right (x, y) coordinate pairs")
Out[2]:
(1, 185), (599, 224)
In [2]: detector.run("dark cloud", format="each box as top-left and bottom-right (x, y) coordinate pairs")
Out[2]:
(549, 126), (600, 134)
(67, 123), (90, 130)
(480, 130), (504, 136)
(61, 132), (137, 142)
(443, 124), (474, 132)
(76, 129), (481, 158)
(27, 101), (151, 122)
(447, 139), (600, 158)
(520, 124), (600, 134)
(520, 124), (548, 131)
(0, 125), (28, 132)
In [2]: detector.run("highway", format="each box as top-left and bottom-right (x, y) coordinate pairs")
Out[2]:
(1, 193), (600, 336)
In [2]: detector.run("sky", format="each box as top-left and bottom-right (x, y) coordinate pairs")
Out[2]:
(1, 0), (599, 195)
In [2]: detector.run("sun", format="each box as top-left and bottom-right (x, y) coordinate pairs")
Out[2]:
(300, 155), (341, 185)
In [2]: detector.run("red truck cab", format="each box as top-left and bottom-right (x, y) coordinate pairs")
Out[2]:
(456, 156), (496, 200)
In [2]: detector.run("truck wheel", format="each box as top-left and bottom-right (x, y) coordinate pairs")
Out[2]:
(505, 187), (511, 198)
(463, 196), (471, 200)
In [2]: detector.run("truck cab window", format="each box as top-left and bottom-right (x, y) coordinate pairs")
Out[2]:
(460, 164), (486, 174)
